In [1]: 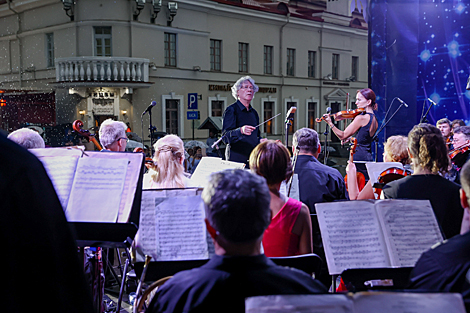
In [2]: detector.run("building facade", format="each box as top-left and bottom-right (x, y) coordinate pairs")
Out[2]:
(0, 0), (368, 147)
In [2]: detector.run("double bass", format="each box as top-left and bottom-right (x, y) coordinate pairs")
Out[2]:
(73, 120), (103, 150)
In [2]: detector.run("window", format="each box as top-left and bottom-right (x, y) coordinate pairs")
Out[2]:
(165, 99), (179, 134)
(238, 42), (249, 73)
(94, 27), (112, 57)
(286, 101), (296, 134)
(264, 46), (273, 75)
(210, 39), (221, 71)
(287, 48), (295, 76)
(351, 56), (358, 81)
(332, 53), (340, 79)
(308, 51), (316, 78)
(263, 101), (274, 134)
(330, 101), (341, 142)
(46, 33), (54, 68)
(164, 33), (177, 67)
(211, 100), (224, 117)
(307, 102), (317, 129)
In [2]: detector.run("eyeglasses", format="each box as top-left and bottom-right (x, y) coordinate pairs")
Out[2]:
(118, 137), (129, 143)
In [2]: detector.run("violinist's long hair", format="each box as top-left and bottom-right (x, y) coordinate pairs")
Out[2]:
(151, 134), (186, 188)
(408, 123), (450, 174)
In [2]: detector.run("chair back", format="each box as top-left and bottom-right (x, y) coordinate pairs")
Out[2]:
(133, 259), (209, 283)
(270, 253), (322, 277)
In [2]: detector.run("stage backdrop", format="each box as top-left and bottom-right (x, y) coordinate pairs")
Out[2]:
(369, 0), (470, 160)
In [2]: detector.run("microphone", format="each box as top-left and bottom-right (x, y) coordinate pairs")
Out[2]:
(284, 106), (297, 124)
(326, 107), (332, 113)
(397, 98), (409, 108)
(142, 101), (157, 116)
(427, 98), (437, 106)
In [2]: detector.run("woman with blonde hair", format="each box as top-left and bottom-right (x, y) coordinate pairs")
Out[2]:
(346, 135), (411, 200)
(382, 124), (462, 239)
(143, 134), (189, 189)
(249, 140), (312, 257)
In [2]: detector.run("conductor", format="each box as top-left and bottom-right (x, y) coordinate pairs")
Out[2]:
(222, 76), (265, 166)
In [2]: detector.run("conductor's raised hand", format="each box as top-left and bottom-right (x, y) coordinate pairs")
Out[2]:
(241, 125), (256, 136)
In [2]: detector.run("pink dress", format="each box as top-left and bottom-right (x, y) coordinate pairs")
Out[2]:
(262, 198), (302, 257)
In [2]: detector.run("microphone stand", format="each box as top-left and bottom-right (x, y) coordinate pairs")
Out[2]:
(323, 123), (330, 165)
(371, 99), (408, 162)
(285, 118), (293, 148)
(420, 100), (433, 123)
(148, 109), (156, 156)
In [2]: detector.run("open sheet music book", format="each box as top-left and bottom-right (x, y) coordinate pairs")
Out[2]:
(30, 148), (144, 223)
(189, 157), (246, 188)
(136, 189), (214, 262)
(315, 199), (444, 275)
(245, 292), (466, 313)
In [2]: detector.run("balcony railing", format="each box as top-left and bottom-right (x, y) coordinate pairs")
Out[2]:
(55, 57), (150, 83)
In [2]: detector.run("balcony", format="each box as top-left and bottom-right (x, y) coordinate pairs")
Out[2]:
(53, 57), (153, 89)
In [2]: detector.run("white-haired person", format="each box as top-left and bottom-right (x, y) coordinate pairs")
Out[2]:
(143, 134), (190, 189)
(221, 76), (266, 166)
(7, 127), (45, 149)
(98, 118), (128, 152)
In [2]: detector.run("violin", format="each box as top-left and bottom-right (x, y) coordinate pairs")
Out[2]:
(316, 108), (366, 123)
(345, 138), (366, 192)
(448, 144), (470, 165)
(373, 167), (411, 197)
(73, 120), (103, 150)
(134, 147), (156, 170)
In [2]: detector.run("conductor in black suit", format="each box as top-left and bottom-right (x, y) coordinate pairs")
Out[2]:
(222, 76), (266, 166)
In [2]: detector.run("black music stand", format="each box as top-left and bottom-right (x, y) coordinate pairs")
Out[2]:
(71, 154), (145, 313)
(340, 267), (414, 292)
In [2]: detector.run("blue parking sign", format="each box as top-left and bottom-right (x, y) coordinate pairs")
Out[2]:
(188, 93), (198, 110)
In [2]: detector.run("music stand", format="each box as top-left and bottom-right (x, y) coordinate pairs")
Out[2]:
(340, 267), (414, 292)
(71, 155), (145, 313)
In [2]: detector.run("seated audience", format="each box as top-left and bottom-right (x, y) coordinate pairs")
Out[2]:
(448, 126), (470, 184)
(382, 123), (463, 239)
(408, 160), (470, 312)
(249, 140), (312, 257)
(143, 134), (190, 189)
(292, 128), (347, 213)
(346, 135), (410, 200)
(98, 118), (128, 152)
(147, 169), (327, 313)
(7, 127), (45, 149)
(1, 134), (94, 312)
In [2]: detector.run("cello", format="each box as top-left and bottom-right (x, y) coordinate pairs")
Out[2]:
(345, 138), (366, 192)
(73, 120), (103, 151)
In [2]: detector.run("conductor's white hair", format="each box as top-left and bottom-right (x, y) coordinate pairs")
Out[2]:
(8, 127), (45, 149)
(231, 76), (259, 100)
(98, 119), (127, 149)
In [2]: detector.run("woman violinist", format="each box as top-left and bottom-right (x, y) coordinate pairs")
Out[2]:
(320, 88), (378, 178)
(447, 126), (470, 184)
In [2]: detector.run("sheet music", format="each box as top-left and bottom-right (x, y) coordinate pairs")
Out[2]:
(376, 200), (444, 267)
(353, 292), (466, 313)
(155, 196), (208, 260)
(137, 189), (208, 262)
(40, 155), (80, 209)
(65, 157), (128, 222)
(365, 162), (404, 183)
(280, 174), (300, 201)
(246, 294), (354, 313)
(86, 151), (143, 222)
(316, 201), (390, 275)
(190, 157), (245, 188)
